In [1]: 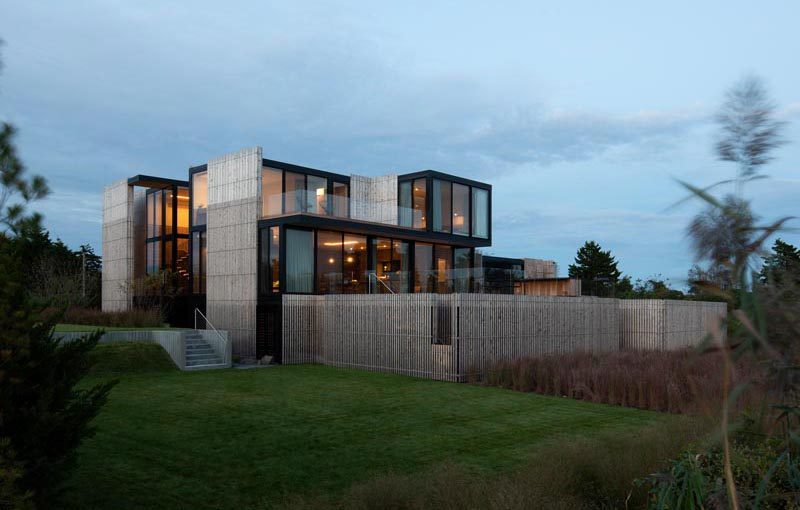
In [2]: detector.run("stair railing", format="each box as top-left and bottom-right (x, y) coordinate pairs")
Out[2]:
(193, 308), (230, 366)
(368, 272), (395, 294)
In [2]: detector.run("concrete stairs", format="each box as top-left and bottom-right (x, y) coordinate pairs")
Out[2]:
(184, 332), (226, 370)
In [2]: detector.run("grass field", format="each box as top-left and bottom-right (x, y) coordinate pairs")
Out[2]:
(63, 343), (675, 509)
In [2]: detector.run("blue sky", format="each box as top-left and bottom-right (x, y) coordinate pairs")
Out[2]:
(1, 1), (798, 285)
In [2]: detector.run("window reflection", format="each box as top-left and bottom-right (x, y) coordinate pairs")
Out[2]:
(343, 234), (367, 293)
(452, 183), (469, 236)
(191, 171), (207, 226)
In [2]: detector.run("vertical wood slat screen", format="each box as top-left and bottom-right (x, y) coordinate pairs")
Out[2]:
(282, 295), (727, 382)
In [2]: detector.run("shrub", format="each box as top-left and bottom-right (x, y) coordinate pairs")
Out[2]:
(60, 307), (164, 328)
(480, 349), (763, 415)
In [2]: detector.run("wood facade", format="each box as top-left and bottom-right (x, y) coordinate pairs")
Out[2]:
(282, 294), (726, 381)
(514, 278), (582, 297)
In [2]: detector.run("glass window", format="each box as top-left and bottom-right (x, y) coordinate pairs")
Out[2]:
(199, 232), (207, 292)
(399, 181), (412, 227)
(269, 227), (280, 293)
(259, 227), (281, 294)
(285, 228), (314, 292)
(452, 183), (469, 236)
(261, 167), (282, 217)
(414, 242), (433, 293)
(307, 175), (328, 215)
(192, 232), (202, 293)
(165, 190), (173, 235)
(412, 178), (426, 229)
(146, 193), (154, 238)
(191, 171), (208, 226)
(392, 240), (410, 293)
(285, 172), (305, 214)
(154, 191), (162, 237)
(434, 245), (453, 293)
(164, 239), (173, 270)
(316, 230), (342, 294)
(373, 237), (393, 293)
(471, 188), (489, 239)
(332, 181), (348, 217)
(454, 247), (472, 292)
(177, 187), (189, 234)
(343, 234), (367, 293)
(177, 238), (189, 291)
(147, 240), (161, 275)
(432, 179), (451, 233)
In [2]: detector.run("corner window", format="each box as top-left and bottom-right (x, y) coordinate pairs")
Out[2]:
(399, 178), (427, 229)
(471, 188), (489, 239)
(316, 230), (342, 294)
(307, 175), (328, 215)
(259, 227), (280, 294)
(332, 181), (348, 217)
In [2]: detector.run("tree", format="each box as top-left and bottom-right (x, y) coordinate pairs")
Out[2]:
(0, 42), (115, 508)
(617, 275), (687, 300)
(567, 241), (621, 297)
(759, 238), (800, 286)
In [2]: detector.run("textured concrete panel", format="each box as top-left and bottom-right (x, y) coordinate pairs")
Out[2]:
(206, 146), (261, 359)
(350, 174), (398, 224)
(102, 180), (135, 311)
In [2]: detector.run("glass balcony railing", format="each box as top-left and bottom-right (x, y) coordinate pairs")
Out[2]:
(262, 191), (421, 227)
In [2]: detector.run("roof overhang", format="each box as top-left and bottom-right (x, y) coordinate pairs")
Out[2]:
(127, 175), (189, 189)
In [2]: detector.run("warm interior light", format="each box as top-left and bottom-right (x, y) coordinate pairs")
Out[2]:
(323, 240), (360, 246)
(346, 256), (354, 263)
(328, 257), (335, 264)
(316, 188), (325, 196)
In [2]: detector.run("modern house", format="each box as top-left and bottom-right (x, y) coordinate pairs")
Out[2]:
(102, 147), (553, 360)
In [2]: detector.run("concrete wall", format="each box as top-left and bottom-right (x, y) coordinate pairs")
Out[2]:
(350, 174), (398, 224)
(102, 180), (135, 311)
(206, 147), (262, 358)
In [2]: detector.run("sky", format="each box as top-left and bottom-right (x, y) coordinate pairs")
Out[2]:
(1, 1), (798, 286)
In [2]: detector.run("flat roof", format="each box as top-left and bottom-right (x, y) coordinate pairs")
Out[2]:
(127, 174), (189, 188)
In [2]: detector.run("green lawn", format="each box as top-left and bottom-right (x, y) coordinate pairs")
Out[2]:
(64, 344), (674, 509)
(54, 323), (179, 332)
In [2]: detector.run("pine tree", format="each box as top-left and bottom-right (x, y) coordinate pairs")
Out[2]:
(567, 241), (622, 297)
(759, 238), (800, 286)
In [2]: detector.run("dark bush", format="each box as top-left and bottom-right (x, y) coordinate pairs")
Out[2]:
(60, 307), (164, 328)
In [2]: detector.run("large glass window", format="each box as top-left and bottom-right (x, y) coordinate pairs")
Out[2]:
(191, 171), (208, 226)
(316, 230), (341, 294)
(164, 239), (173, 270)
(392, 240), (410, 293)
(434, 245), (453, 293)
(414, 242), (433, 293)
(307, 175), (328, 215)
(374, 237), (393, 293)
(146, 240), (161, 275)
(452, 183), (469, 236)
(412, 178), (426, 229)
(192, 231), (207, 294)
(177, 187), (189, 234)
(399, 181), (412, 227)
(259, 227), (281, 294)
(177, 238), (189, 291)
(154, 191), (162, 237)
(165, 190), (173, 235)
(343, 234), (367, 293)
(472, 188), (489, 239)
(332, 181), (348, 217)
(261, 167), (282, 217)
(454, 247), (472, 293)
(285, 172), (305, 214)
(146, 193), (155, 238)
(432, 179), (452, 233)
(286, 228), (314, 293)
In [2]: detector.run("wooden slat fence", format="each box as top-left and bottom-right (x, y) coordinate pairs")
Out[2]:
(619, 299), (726, 350)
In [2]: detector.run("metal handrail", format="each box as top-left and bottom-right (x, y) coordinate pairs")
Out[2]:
(194, 308), (230, 365)
(368, 272), (396, 294)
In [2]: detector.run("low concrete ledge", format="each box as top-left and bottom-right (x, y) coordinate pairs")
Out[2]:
(54, 329), (231, 371)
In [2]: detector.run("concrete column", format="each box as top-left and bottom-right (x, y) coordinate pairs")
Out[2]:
(206, 147), (262, 359)
(101, 180), (135, 311)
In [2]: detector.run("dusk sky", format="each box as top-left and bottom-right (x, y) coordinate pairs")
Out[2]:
(1, 1), (798, 285)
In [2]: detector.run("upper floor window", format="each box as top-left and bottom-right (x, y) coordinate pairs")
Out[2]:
(432, 179), (451, 233)
(262, 167), (282, 216)
(399, 178), (426, 229)
(471, 188), (489, 239)
(261, 166), (348, 218)
(191, 171), (208, 226)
